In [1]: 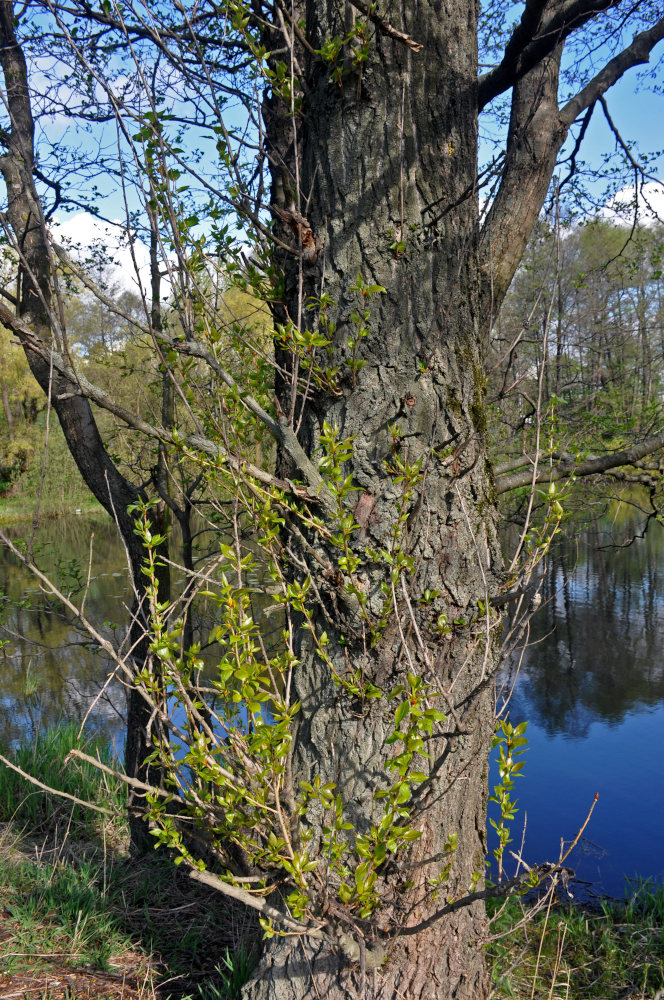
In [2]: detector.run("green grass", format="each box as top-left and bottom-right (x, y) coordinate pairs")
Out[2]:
(193, 949), (258, 1000)
(0, 722), (126, 841)
(0, 842), (258, 997)
(0, 723), (258, 999)
(0, 493), (103, 523)
(487, 882), (664, 999)
(0, 848), (129, 974)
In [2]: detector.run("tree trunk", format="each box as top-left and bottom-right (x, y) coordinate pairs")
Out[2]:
(1, 381), (13, 431)
(0, 0), (160, 853)
(248, 3), (500, 997)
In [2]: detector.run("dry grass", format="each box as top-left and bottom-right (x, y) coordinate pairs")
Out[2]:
(0, 819), (258, 1000)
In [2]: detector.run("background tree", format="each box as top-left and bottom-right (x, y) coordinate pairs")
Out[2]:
(0, 322), (44, 490)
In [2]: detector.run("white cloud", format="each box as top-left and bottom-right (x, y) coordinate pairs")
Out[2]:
(51, 212), (152, 295)
(600, 181), (664, 228)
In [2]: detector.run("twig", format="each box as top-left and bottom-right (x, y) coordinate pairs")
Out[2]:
(351, 0), (423, 52)
(558, 792), (598, 867)
(398, 794), (598, 938)
(0, 752), (115, 816)
(188, 867), (330, 940)
(66, 747), (177, 796)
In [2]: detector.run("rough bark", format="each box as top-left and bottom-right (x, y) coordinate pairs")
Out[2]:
(247, 3), (500, 997)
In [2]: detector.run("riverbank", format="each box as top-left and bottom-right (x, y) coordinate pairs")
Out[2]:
(487, 886), (664, 998)
(1, 726), (662, 999)
(0, 420), (103, 524)
(0, 726), (258, 999)
(0, 494), (103, 524)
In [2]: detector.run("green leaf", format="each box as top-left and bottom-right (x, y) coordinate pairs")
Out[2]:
(396, 783), (410, 805)
(395, 701), (409, 727)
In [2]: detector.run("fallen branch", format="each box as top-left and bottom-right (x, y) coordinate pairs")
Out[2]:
(188, 867), (330, 940)
(0, 752), (115, 816)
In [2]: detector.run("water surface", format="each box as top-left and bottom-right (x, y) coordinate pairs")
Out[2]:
(1, 508), (662, 897)
(493, 510), (664, 897)
(0, 514), (129, 750)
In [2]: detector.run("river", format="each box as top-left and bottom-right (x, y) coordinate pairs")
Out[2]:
(1, 505), (662, 898)
(493, 505), (664, 898)
(0, 513), (130, 752)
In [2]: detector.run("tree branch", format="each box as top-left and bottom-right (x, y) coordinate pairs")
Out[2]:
(50, 240), (334, 509)
(0, 751), (115, 815)
(480, 13), (664, 321)
(0, 302), (335, 512)
(477, 0), (549, 110)
(188, 868), (329, 940)
(350, 0), (423, 52)
(561, 17), (664, 125)
(479, 45), (564, 321)
(478, 0), (617, 111)
(399, 794), (598, 936)
(495, 431), (664, 494)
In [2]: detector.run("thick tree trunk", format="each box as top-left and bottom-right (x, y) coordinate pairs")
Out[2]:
(248, 3), (500, 998)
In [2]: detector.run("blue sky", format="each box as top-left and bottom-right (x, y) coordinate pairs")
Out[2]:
(47, 12), (664, 283)
(575, 72), (664, 174)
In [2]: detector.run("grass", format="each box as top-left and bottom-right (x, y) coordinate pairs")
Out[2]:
(0, 722), (127, 841)
(0, 846), (129, 974)
(0, 493), (103, 523)
(7, 726), (663, 1000)
(0, 724), (258, 1000)
(487, 882), (664, 999)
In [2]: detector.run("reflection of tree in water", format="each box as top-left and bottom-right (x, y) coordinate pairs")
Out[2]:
(506, 510), (664, 738)
(0, 513), (282, 749)
(0, 515), (130, 749)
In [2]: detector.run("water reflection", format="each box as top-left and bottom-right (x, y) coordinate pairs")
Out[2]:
(505, 516), (664, 738)
(497, 503), (664, 894)
(0, 513), (281, 751)
(2, 504), (663, 894)
(0, 514), (129, 750)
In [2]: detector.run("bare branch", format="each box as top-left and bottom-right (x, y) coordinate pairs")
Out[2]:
(561, 17), (664, 125)
(0, 751), (115, 816)
(495, 430), (664, 494)
(0, 302), (335, 512)
(51, 241), (151, 335)
(400, 794), (598, 937)
(188, 868), (329, 940)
